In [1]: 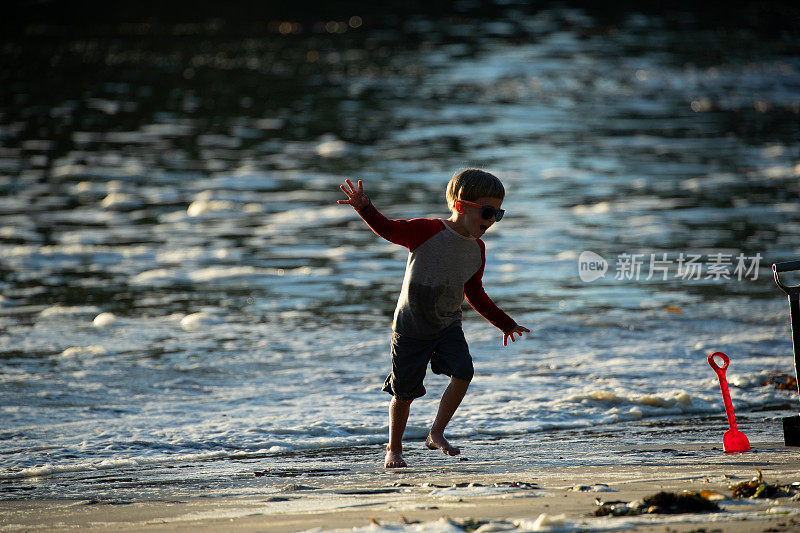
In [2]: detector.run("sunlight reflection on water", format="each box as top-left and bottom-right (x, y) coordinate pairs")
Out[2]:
(1, 3), (799, 499)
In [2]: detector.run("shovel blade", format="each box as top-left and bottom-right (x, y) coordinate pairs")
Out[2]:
(723, 429), (750, 453)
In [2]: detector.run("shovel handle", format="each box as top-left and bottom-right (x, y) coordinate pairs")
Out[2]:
(707, 351), (729, 375)
(774, 260), (800, 274)
(708, 351), (738, 432)
(774, 261), (800, 297)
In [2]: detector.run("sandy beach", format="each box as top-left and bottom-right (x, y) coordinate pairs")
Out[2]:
(3, 441), (800, 533)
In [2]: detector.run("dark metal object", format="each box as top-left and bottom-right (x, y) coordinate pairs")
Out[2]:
(783, 415), (800, 446)
(772, 260), (800, 446)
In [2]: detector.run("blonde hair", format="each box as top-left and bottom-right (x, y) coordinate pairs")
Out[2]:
(446, 169), (505, 211)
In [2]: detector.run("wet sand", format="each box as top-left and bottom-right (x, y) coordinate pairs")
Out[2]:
(3, 442), (800, 532)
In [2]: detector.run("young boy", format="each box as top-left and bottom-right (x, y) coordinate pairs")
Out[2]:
(338, 169), (529, 468)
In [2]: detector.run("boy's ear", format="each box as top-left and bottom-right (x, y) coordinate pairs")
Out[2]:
(454, 201), (465, 214)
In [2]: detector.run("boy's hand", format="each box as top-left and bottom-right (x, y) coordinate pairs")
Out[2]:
(338, 179), (370, 210)
(503, 325), (530, 347)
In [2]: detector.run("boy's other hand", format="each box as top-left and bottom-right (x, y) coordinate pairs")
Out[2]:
(503, 325), (530, 347)
(338, 179), (370, 210)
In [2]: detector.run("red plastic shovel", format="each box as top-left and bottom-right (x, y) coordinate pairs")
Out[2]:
(707, 352), (750, 453)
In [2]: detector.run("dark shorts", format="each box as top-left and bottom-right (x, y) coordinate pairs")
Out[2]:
(382, 323), (474, 401)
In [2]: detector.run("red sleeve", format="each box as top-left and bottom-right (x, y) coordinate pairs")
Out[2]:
(464, 239), (518, 334)
(356, 203), (444, 251)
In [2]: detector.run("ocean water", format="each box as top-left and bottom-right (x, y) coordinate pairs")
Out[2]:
(2, 4), (800, 500)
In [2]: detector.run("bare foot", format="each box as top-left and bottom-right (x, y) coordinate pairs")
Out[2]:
(384, 449), (407, 468)
(426, 432), (460, 456)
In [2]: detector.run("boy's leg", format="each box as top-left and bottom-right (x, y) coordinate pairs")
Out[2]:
(383, 332), (429, 468)
(426, 376), (470, 456)
(427, 324), (473, 456)
(386, 397), (413, 468)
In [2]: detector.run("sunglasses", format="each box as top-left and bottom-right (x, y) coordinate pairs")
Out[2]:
(456, 200), (505, 222)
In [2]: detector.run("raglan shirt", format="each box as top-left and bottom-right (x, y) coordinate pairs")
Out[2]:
(357, 203), (517, 340)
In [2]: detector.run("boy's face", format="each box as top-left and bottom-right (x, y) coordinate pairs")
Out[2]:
(461, 196), (503, 238)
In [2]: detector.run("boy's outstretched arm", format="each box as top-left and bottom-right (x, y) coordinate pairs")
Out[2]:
(464, 240), (530, 346)
(337, 178), (441, 250)
(466, 281), (530, 346)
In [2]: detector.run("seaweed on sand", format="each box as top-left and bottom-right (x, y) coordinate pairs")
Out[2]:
(731, 470), (800, 499)
(595, 491), (720, 516)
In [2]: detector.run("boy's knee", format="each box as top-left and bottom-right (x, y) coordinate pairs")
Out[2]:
(394, 397), (414, 405)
